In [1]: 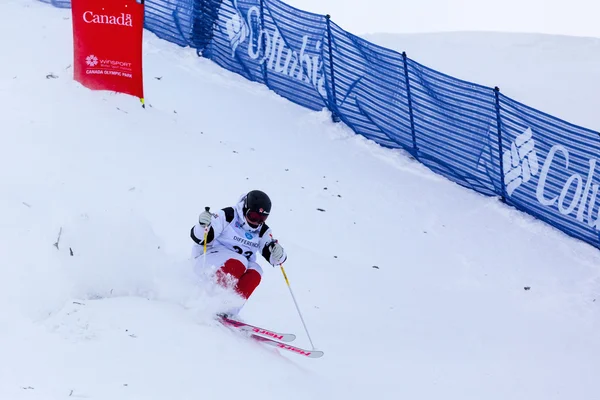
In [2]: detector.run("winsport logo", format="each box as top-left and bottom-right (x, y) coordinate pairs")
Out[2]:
(85, 54), (98, 67)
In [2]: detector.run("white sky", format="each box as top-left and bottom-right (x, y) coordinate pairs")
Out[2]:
(286, 0), (600, 38)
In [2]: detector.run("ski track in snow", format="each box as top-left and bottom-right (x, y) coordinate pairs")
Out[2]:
(1, 1), (599, 399)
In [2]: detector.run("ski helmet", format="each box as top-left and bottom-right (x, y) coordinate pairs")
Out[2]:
(243, 190), (271, 227)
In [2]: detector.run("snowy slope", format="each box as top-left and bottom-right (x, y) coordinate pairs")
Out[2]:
(1, 1), (600, 399)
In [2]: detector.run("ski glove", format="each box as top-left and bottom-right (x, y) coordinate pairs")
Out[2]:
(198, 209), (213, 227)
(268, 241), (287, 266)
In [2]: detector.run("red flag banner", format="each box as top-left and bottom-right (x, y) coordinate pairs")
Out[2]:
(72, 0), (145, 103)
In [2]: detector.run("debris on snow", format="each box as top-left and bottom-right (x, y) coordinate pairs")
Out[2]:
(53, 227), (63, 250)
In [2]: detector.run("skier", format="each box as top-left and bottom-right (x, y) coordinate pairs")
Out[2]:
(190, 190), (287, 316)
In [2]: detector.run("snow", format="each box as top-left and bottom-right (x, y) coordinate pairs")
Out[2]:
(1, 0), (600, 399)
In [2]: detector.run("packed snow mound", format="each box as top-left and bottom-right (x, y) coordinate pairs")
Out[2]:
(1, 1), (599, 399)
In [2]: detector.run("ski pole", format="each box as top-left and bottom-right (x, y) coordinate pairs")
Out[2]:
(202, 206), (210, 268)
(279, 264), (316, 350)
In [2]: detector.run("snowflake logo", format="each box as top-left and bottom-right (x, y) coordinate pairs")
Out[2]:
(85, 54), (98, 67)
(503, 127), (540, 196)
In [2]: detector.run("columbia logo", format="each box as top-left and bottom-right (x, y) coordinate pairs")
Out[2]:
(503, 127), (539, 196)
(225, 0), (249, 57)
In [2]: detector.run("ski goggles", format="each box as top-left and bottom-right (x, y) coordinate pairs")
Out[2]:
(246, 209), (268, 225)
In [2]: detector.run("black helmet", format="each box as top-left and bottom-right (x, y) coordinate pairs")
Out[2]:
(243, 190), (271, 227)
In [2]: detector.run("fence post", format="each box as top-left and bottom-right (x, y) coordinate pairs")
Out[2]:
(260, 0), (269, 85)
(402, 52), (417, 155)
(494, 86), (507, 203)
(325, 14), (340, 123)
(192, 0), (222, 57)
(191, 0), (204, 56)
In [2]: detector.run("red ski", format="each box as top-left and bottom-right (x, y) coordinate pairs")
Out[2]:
(249, 334), (324, 359)
(218, 315), (296, 342)
(217, 315), (324, 359)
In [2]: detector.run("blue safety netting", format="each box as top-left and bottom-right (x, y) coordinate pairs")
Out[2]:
(324, 20), (413, 150)
(205, 0), (329, 111)
(499, 93), (600, 246)
(37, 0), (71, 8)
(39, 0), (600, 249)
(406, 59), (501, 196)
(144, 0), (197, 48)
